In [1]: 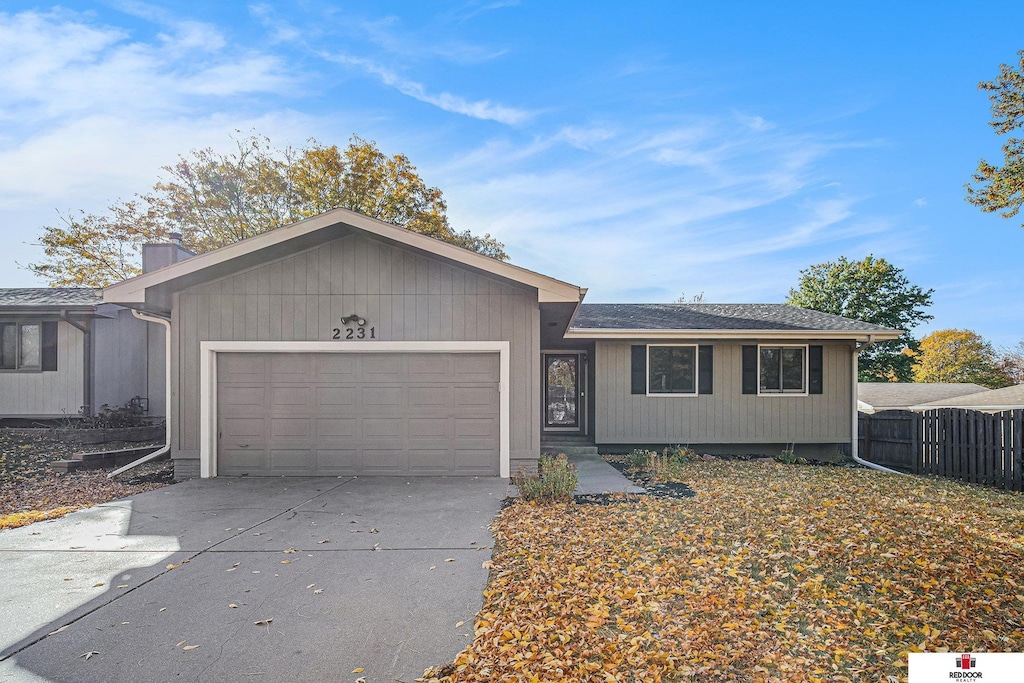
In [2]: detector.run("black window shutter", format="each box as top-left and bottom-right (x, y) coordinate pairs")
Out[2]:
(808, 345), (823, 394)
(742, 345), (757, 394)
(42, 321), (58, 372)
(630, 345), (646, 394)
(698, 345), (713, 394)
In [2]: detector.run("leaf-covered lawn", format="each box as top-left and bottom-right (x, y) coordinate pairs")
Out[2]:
(428, 461), (1024, 683)
(0, 430), (172, 529)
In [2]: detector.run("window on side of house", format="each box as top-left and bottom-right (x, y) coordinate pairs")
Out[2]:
(648, 344), (697, 394)
(0, 322), (42, 370)
(758, 345), (806, 394)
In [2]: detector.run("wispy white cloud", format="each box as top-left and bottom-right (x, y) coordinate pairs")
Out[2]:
(247, 3), (302, 44)
(323, 53), (532, 125)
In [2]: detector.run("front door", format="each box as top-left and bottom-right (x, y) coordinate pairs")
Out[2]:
(543, 352), (586, 433)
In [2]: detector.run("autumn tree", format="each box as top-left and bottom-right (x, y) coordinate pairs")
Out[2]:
(786, 255), (933, 382)
(29, 134), (507, 287)
(911, 329), (1012, 389)
(965, 50), (1024, 226)
(997, 339), (1024, 385)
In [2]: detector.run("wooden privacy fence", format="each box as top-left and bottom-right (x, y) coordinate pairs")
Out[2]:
(859, 408), (1024, 492)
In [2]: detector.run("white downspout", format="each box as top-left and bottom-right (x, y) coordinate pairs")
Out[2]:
(851, 336), (903, 475)
(107, 309), (172, 478)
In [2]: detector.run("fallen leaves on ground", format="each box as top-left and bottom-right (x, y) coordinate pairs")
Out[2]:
(426, 461), (1024, 683)
(0, 430), (172, 528)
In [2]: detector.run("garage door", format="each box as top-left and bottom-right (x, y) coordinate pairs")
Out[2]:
(216, 352), (500, 476)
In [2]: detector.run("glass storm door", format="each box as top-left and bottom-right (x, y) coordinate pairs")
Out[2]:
(544, 353), (582, 431)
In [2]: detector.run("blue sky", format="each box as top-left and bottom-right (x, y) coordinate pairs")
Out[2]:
(2, 2), (1023, 346)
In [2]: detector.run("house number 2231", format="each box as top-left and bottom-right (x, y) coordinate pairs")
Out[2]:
(332, 326), (375, 340)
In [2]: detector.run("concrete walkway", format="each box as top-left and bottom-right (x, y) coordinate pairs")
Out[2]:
(0, 476), (507, 683)
(569, 453), (646, 495)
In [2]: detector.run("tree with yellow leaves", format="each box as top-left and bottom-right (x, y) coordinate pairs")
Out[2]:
(911, 328), (1013, 388)
(28, 134), (506, 287)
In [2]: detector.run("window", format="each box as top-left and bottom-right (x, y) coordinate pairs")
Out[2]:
(0, 322), (52, 371)
(759, 345), (806, 394)
(648, 345), (697, 394)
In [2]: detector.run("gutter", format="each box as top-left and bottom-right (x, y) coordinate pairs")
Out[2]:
(108, 309), (171, 478)
(851, 335), (903, 475)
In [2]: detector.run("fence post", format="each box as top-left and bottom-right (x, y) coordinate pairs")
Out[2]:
(912, 412), (922, 475)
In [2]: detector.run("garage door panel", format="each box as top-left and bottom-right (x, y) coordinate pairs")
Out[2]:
(269, 449), (314, 474)
(361, 355), (406, 381)
(220, 386), (266, 409)
(361, 387), (404, 409)
(270, 417), (312, 439)
(316, 417), (358, 438)
(270, 386), (313, 412)
(270, 354), (312, 381)
(315, 449), (360, 475)
(219, 354), (267, 382)
(363, 417), (405, 438)
(316, 387), (358, 410)
(408, 417), (450, 438)
(455, 449), (497, 474)
(360, 448), (408, 474)
(221, 417), (265, 442)
(408, 386), (453, 412)
(219, 448), (269, 475)
(217, 351), (499, 476)
(406, 449), (454, 474)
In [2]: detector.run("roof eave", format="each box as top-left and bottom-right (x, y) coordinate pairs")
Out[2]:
(564, 328), (903, 341)
(104, 208), (584, 305)
(910, 404), (1022, 412)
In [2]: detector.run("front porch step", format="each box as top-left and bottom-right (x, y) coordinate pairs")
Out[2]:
(541, 445), (600, 457)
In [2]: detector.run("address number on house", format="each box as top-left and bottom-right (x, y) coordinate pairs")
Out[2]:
(332, 326), (376, 340)
(332, 314), (376, 340)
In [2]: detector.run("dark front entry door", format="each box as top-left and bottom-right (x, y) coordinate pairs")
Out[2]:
(543, 352), (585, 432)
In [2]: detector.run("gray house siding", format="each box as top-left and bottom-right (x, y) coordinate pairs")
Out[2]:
(594, 340), (853, 457)
(0, 321), (84, 418)
(170, 233), (540, 478)
(91, 308), (151, 414)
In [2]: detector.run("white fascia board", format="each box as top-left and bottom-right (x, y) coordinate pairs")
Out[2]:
(564, 328), (904, 341)
(104, 207), (583, 304)
(910, 403), (1022, 412)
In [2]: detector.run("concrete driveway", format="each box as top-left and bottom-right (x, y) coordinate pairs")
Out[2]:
(0, 476), (508, 683)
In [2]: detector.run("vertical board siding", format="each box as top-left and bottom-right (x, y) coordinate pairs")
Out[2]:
(178, 233), (539, 462)
(0, 321), (85, 416)
(595, 341), (852, 443)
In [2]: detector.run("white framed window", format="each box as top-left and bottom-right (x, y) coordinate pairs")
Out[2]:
(647, 344), (698, 395)
(0, 322), (41, 371)
(758, 344), (807, 395)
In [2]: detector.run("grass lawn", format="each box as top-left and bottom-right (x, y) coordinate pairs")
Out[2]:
(427, 461), (1024, 683)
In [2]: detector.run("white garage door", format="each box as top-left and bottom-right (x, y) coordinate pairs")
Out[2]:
(216, 352), (500, 476)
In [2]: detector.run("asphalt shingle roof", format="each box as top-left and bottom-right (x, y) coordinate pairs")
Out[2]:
(858, 382), (989, 410)
(915, 384), (1024, 410)
(570, 303), (897, 333)
(0, 288), (103, 308)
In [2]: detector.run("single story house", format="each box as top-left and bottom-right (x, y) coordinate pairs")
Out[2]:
(102, 208), (901, 479)
(911, 383), (1024, 412)
(0, 238), (192, 421)
(857, 382), (989, 414)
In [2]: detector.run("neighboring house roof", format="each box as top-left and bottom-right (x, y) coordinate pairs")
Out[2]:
(0, 288), (103, 312)
(912, 384), (1024, 412)
(566, 303), (902, 341)
(857, 382), (989, 414)
(104, 207), (586, 311)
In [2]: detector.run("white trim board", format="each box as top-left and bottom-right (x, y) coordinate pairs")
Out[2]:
(199, 340), (511, 479)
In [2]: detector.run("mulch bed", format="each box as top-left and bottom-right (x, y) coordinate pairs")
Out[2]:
(0, 429), (174, 526)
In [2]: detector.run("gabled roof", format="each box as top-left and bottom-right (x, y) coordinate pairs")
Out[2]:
(566, 303), (902, 341)
(912, 384), (1024, 411)
(0, 288), (103, 311)
(858, 382), (989, 413)
(103, 208), (585, 310)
